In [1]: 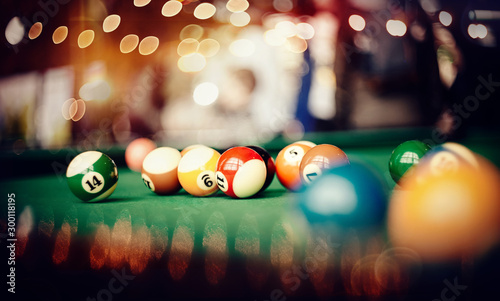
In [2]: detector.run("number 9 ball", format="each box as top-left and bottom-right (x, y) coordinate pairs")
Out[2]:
(66, 151), (119, 202)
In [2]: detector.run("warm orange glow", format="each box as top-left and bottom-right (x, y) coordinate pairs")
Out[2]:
(90, 224), (111, 269)
(198, 39), (220, 57)
(78, 29), (95, 48)
(162, 0), (183, 17)
(139, 36), (159, 55)
(177, 53), (206, 72)
(230, 12), (251, 27)
(108, 210), (132, 269)
(177, 38), (199, 56)
(226, 0), (249, 13)
(194, 2), (216, 20)
(285, 36), (308, 53)
(180, 24), (204, 40)
(168, 218), (195, 280)
(28, 22), (43, 39)
(203, 212), (228, 285)
(52, 222), (71, 265)
(52, 26), (68, 44)
(134, 0), (151, 7)
(128, 225), (151, 275)
(71, 99), (86, 122)
(103, 14), (121, 33)
(62, 98), (76, 120)
(120, 34), (139, 53)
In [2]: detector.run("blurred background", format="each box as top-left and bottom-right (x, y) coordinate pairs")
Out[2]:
(1, 0), (499, 151)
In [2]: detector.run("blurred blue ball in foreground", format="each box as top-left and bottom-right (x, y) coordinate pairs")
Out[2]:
(297, 162), (387, 228)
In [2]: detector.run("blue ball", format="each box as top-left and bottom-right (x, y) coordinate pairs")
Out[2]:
(297, 162), (387, 228)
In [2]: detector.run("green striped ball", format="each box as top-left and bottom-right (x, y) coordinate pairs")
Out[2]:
(66, 151), (118, 202)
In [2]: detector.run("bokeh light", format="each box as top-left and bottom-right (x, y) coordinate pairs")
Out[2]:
(177, 38), (199, 56)
(139, 36), (159, 55)
(226, 0), (249, 13)
(194, 2), (216, 20)
(120, 34), (139, 53)
(264, 29), (286, 46)
(349, 15), (366, 32)
(180, 24), (204, 40)
(193, 82), (219, 106)
(162, 0), (183, 17)
(28, 22), (43, 40)
(230, 12), (251, 27)
(229, 39), (255, 57)
(79, 79), (112, 101)
(198, 39), (220, 57)
(52, 26), (68, 44)
(468, 24), (488, 39)
(439, 11), (452, 27)
(78, 29), (95, 48)
(71, 99), (86, 122)
(273, 0), (294, 12)
(62, 98), (77, 120)
(5, 17), (25, 45)
(103, 14), (121, 33)
(134, 0), (151, 7)
(178, 53), (207, 72)
(296, 22), (315, 40)
(285, 36), (308, 53)
(275, 20), (297, 38)
(386, 20), (407, 37)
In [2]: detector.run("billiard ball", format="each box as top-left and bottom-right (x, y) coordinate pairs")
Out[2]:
(178, 146), (221, 196)
(299, 144), (349, 185)
(66, 151), (119, 202)
(141, 147), (182, 195)
(180, 144), (208, 157)
(419, 142), (479, 176)
(389, 140), (432, 183)
(388, 140), (431, 183)
(246, 145), (275, 192)
(215, 146), (267, 198)
(297, 162), (387, 227)
(388, 154), (500, 262)
(125, 138), (157, 172)
(276, 141), (316, 191)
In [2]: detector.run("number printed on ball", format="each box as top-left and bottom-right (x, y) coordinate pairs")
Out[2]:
(430, 152), (459, 175)
(142, 174), (156, 192)
(284, 146), (305, 162)
(215, 171), (228, 192)
(82, 172), (105, 194)
(197, 171), (215, 190)
(302, 164), (322, 184)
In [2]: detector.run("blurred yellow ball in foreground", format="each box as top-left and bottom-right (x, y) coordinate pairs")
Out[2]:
(388, 154), (500, 262)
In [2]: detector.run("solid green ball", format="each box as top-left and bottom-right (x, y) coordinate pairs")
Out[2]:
(389, 140), (431, 183)
(66, 151), (119, 202)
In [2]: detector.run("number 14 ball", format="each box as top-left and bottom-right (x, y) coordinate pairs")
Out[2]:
(67, 151), (119, 202)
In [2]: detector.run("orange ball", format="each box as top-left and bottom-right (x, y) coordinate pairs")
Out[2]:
(299, 144), (350, 185)
(275, 141), (316, 191)
(141, 147), (182, 195)
(388, 155), (500, 262)
(125, 138), (157, 172)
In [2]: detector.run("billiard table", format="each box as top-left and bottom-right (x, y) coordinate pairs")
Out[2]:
(1, 127), (500, 301)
